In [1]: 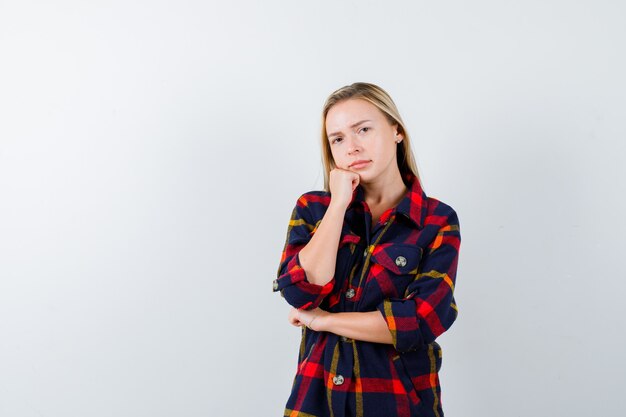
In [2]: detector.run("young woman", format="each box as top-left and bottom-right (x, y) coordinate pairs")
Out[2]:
(273, 82), (461, 417)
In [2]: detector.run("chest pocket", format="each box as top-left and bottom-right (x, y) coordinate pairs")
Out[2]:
(334, 232), (362, 288)
(368, 243), (423, 299)
(371, 243), (422, 275)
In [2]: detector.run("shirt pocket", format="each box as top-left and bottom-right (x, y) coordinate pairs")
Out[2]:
(298, 328), (314, 362)
(293, 340), (325, 396)
(336, 233), (362, 279)
(391, 353), (423, 412)
(339, 231), (361, 250)
(297, 340), (317, 374)
(369, 243), (423, 297)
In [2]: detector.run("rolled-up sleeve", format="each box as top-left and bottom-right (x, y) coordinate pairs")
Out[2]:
(273, 193), (335, 310)
(377, 207), (461, 352)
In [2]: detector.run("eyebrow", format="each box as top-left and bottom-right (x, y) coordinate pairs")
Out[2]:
(327, 120), (372, 138)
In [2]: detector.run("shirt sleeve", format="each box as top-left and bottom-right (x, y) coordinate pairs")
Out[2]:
(376, 206), (461, 353)
(272, 193), (335, 310)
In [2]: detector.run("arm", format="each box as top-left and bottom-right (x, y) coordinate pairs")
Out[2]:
(290, 308), (393, 344)
(274, 169), (359, 309)
(286, 205), (461, 349)
(376, 206), (461, 352)
(273, 193), (348, 310)
(298, 201), (347, 286)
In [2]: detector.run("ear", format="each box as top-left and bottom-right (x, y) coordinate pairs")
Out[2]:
(393, 123), (404, 141)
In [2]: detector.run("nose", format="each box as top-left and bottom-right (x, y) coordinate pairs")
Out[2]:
(346, 135), (361, 154)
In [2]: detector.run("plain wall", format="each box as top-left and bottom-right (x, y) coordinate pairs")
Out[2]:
(1, 0), (625, 416)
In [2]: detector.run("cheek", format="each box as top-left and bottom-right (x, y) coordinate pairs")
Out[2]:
(331, 150), (346, 168)
(373, 139), (393, 157)
(374, 142), (397, 166)
(385, 139), (398, 157)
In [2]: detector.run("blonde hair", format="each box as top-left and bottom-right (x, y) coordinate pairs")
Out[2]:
(319, 82), (422, 192)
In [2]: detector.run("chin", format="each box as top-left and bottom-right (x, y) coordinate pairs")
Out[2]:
(357, 171), (376, 182)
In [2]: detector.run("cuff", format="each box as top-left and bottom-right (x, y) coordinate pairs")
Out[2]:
(377, 298), (423, 352)
(273, 252), (335, 310)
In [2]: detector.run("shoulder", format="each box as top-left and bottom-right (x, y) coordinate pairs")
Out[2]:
(292, 190), (332, 222)
(297, 190), (331, 205)
(424, 196), (460, 227)
(420, 197), (462, 251)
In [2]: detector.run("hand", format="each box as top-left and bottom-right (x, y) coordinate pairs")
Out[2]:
(287, 307), (330, 332)
(329, 168), (360, 209)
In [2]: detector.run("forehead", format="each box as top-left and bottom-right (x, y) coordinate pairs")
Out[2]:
(325, 98), (384, 132)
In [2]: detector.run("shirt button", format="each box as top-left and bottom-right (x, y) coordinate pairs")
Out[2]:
(333, 375), (345, 385)
(339, 335), (350, 342)
(345, 288), (355, 299)
(272, 279), (279, 291)
(395, 256), (407, 267)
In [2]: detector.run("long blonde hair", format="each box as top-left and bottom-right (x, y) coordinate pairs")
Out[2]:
(319, 82), (422, 192)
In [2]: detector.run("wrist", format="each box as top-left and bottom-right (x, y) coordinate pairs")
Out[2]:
(328, 200), (349, 214)
(317, 311), (335, 332)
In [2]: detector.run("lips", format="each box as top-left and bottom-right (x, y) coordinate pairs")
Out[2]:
(350, 160), (371, 169)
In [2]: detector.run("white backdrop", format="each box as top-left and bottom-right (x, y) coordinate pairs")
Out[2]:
(1, 1), (625, 416)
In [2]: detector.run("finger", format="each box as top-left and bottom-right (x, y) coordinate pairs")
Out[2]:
(352, 175), (360, 190)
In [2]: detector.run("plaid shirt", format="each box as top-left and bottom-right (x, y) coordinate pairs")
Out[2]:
(273, 171), (461, 417)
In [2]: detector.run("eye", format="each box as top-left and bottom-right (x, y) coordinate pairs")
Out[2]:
(331, 137), (342, 144)
(360, 127), (370, 133)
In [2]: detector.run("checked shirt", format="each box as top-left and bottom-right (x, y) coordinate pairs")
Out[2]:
(273, 171), (461, 417)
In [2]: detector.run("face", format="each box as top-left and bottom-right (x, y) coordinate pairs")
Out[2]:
(325, 98), (403, 182)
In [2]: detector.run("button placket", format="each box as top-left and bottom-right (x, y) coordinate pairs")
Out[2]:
(352, 218), (395, 307)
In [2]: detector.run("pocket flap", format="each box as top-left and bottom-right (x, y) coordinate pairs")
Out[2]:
(371, 243), (422, 275)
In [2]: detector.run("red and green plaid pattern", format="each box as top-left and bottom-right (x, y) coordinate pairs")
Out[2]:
(274, 171), (461, 417)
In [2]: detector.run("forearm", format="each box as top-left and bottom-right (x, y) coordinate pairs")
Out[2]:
(298, 201), (347, 286)
(322, 311), (393, 345)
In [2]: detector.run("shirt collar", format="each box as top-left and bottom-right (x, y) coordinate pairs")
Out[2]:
(349, 171), (428, 229)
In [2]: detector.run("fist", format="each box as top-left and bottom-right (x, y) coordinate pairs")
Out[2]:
(329, 168), (360, 208)
(287, 307), (329, 332)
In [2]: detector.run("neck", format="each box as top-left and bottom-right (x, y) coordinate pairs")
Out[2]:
(361, 170), (407, 207)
